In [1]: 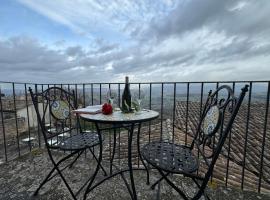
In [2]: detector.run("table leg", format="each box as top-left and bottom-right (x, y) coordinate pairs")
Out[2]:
(110, 127), (117, 175)
(128, 123), (137, 200)
(137, 123), (150, 185)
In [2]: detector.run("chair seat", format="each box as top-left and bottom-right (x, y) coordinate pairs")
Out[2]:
(141, 141), (198, 174)
(58, 132), (101, 151)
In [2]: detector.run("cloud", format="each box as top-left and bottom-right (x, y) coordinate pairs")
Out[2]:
(141, 0), (270, 42)
(65, 46), (84, 57)
(0, 0), (270, 83)
(0, 36), (71, 72)
(17, 0), (178, 42)
(0, 36), (131, 83)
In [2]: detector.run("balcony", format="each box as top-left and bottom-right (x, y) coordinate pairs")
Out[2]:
(0, 80), (270, 199)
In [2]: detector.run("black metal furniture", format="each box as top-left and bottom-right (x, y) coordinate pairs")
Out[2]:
(29, 87), (107, 200)
(141, 85), (249, 200)
(79, 109), (159, 200)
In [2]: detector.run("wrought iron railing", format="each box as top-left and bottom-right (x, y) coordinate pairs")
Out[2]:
(0, 81), (269, 193)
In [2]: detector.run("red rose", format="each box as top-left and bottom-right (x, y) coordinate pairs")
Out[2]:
(102, 103), (113, 115)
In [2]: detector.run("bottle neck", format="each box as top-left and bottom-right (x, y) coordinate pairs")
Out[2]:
(125, 76), (129, 84)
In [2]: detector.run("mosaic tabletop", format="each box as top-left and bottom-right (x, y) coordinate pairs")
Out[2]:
(79, 109), (159, 124)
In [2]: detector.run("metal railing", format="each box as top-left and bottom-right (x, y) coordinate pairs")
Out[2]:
(0, 80), (269, 193)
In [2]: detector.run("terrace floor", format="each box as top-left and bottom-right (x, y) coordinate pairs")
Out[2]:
(0, 148), (269, 200)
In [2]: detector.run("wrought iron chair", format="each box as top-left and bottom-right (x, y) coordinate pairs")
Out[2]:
(29, 86), (107, 200)
(141, 85), (249, 200)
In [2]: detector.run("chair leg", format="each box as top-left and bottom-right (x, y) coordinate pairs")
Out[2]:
(34, 166), (56, 196)
(34, 150), (81, 198)
(156, 182), (161, 200)
(34, 158), (78, 199)
(69, 150), (84, 168)
(84, 126), (103, 200)
(158, 169), (189, 200)
(192, 177), (210, 200)
(150, 172), (170, 190)
(110, 129), (117, 175)
(54, 163), (77, 200)
(88, 148), (107, 176)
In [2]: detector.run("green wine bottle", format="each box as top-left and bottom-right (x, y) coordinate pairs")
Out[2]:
(122, 76), (131, 112)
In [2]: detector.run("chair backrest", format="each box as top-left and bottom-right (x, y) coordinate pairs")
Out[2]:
(29, 86), (79, 148)
(190, 85), (248, 195)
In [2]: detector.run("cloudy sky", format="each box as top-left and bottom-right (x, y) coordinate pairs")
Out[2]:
(0, 0), (269, 83)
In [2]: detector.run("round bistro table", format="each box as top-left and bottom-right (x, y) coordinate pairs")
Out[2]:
(80, 109), (159, 200)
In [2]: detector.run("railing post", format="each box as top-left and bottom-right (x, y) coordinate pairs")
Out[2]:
(241, 81), (252, 189)
(225, 82), (235, 187)
(185, 83), (190, 145)
(12, 82), (20, 156)
(0, 87), (7, 161)
(35, 84), (41, 148)
(258, 81), (270, 193)
(148, 83), (152, 144)
(172, 83), (176, 142)
(160, 83), (164, 141)
(24, 83), (31, 151)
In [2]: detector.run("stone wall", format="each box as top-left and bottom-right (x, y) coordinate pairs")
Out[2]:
(16, 103), (49, 128)
(0, 117), (27, 140)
